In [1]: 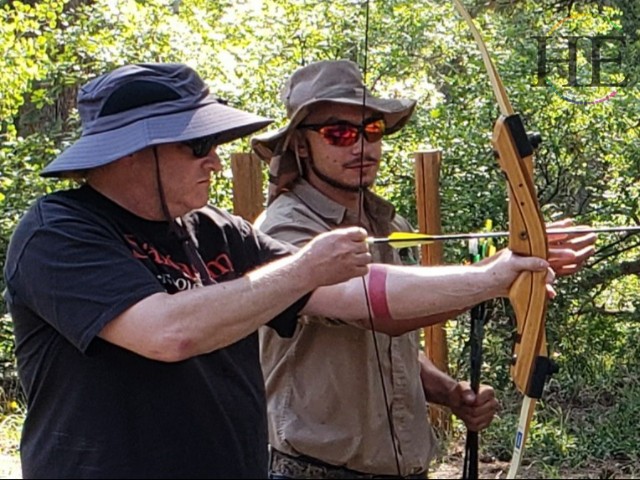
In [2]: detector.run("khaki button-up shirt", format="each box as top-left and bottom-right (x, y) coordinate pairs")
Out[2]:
(257, 180), (438, 476)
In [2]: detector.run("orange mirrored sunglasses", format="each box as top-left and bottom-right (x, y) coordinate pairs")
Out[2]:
(301, 118), (386, 147)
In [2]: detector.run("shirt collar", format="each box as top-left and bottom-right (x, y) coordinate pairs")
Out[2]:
(290, 179), (396, 225)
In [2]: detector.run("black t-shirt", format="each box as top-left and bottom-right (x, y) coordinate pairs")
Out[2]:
(3, 185), (306, 478)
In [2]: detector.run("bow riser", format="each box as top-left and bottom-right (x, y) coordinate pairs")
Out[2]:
(492, 115), (549, 396)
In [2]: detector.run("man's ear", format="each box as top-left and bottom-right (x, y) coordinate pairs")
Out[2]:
(290, 131), (309, 178)
(292, 130), (308, 157)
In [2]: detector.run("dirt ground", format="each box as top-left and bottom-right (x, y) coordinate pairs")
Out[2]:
(431, 458), (640, 480)
(429, 439), (529, 479)
(429, 439), (640, 479)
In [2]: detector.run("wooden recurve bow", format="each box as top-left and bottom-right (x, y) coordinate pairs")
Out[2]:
(451, 2), (559, 478)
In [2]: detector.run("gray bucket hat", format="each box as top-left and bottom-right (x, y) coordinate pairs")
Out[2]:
(42, 63), (273, 178)
(251, 60), (416, 201)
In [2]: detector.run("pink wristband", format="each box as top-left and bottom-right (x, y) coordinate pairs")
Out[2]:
(368, 265), (392, 321)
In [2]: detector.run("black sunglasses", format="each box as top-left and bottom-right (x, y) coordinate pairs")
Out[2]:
(300, 118), (386, 147)
(182, 135), (218, 158)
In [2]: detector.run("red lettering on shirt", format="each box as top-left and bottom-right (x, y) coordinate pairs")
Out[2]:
(124, 234), (235, 281)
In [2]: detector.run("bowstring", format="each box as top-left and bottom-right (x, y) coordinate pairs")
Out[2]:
(358, 0), (402, 475)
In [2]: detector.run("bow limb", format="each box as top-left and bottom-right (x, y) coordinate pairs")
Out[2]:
(451, 2), (555, 478)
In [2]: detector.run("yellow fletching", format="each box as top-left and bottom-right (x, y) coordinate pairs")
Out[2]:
(366, 232), (436, 248)
(386, 232), (435, 248)
(385, 240), (423, 248)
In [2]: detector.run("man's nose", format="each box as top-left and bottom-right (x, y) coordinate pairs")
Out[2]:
(203, 149), (222, 173)
(350, 137), (365, 154)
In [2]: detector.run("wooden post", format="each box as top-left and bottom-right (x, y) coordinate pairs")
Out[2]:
(414, 150), (451, 434)
(230, 153), (264, 222)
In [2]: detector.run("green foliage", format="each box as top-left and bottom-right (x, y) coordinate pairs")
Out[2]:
(1, 0), (640, 473)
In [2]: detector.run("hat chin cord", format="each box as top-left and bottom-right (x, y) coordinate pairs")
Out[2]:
(291, 135), (305, 178)
(152, 146), (214, 287)
(152, 146), (179, 226)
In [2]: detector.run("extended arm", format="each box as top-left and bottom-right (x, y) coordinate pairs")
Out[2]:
(100, 227), (370, 361)
(304, 248), (551, 335)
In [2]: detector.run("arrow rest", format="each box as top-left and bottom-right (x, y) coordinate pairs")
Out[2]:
(528, 132), (542, 149)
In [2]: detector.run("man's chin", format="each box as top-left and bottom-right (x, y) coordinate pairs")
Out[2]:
(310, 164), (374, 192)
(189, 195), (210, 211)
(349, 179), (374, 190)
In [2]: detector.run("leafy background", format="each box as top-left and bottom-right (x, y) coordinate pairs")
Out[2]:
(1, 0), (639, 477)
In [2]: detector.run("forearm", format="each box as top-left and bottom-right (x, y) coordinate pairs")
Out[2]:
(384, 264), (501, 317)
(418, 351), (458, 406)
(372, 309), (466, 337)
(306, 264), (499, 332)
(100, 252), (316, 361)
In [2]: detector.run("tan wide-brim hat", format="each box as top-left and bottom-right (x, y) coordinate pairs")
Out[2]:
(251, 60), (416, 202)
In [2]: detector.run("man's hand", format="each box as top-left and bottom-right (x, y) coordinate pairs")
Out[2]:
(546, 219), (596, 277)
(448, 381), (499, 432)
(477, 249), (555, 299)
(419, 353), (498, 432)
(298, 227), (372, 287)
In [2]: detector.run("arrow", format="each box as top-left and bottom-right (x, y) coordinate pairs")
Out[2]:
(367, 225), (640, 248)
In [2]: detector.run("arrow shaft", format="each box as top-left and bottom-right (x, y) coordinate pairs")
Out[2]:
(368, 225), (640, 245)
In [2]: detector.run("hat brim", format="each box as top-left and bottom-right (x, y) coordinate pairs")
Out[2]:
(41, 101), (273, 178)
(251, 96), (416, 162)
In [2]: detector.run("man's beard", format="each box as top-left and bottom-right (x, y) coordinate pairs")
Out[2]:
(309, 159), (375, 193)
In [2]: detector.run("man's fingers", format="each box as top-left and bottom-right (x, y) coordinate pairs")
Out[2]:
(546, 218), (574, 230)
(548, 231), (596, 247)
(520, 255), (549, 272)
(545, 267), (557, 299)
(548, 244), (595, 277)
(456, 401), (499, 431)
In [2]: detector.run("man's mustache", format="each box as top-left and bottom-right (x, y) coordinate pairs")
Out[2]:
(344, 156), (380, 168)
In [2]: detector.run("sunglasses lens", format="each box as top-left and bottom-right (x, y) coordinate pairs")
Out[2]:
(318, 125), (359, 147)
(184, 136), (216, 158)
(363, 119), (385, 142)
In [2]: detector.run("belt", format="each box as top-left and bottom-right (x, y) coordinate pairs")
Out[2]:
(269, 448), (427, 479)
